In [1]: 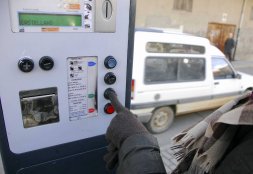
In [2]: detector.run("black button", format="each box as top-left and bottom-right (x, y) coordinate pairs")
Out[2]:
(104, 56), (117, 69)
(104, 88), (116, 100)
(39, 56), (54, 71)
(104, 72), (116, 85)
(18, 58), (34, 73)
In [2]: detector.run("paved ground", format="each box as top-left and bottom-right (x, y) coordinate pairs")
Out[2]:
(154, 110), (213, 173)
(232, 60), (253, 74)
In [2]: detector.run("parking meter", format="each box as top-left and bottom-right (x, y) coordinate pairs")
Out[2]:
(0, 0), (135, 173)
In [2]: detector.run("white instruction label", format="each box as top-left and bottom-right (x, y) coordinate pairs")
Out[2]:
(67, 57), (97, 121)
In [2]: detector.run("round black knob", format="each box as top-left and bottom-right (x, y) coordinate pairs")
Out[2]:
(104, 56), (117, 69)
(39, 56), (54, 71)
(18, 58), (34, 73)
(104, 88), (116, 100)
(104, 72), (116, 85)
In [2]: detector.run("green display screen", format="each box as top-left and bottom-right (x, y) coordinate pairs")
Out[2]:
(19, 13), (82, 27)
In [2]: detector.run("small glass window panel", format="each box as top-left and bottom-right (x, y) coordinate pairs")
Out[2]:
(145, 57), (178, 83)
(212, 58), (234, 79)
(173, 0), (193, 12)
(178, 58), (205, 81)
(145, 57), (205, 84)
(146, 42), (205, 54)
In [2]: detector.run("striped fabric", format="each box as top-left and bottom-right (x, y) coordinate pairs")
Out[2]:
(171, 91), (253, 174)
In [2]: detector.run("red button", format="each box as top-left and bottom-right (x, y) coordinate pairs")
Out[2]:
(104, 103), (115, 114)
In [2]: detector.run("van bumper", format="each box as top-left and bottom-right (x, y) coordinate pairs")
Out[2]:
(130, 108), (154, 123)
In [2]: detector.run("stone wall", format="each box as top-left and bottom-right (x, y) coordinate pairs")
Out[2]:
(136, 0), (253, 60)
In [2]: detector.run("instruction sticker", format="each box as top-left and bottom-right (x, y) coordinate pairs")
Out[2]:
(67, 57), (97, 121)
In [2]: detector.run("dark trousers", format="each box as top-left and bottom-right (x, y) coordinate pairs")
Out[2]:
(215, 126), (253, 174)
(225, 51), (233, 61)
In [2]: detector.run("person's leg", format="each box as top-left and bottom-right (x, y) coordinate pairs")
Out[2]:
(228, 52), (232, 61)
(225, 53), (230, 61)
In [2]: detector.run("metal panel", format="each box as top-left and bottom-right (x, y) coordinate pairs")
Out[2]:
(0, 0), (136, 173)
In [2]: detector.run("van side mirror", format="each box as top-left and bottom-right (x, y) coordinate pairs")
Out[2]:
(236, 73), (242, 79)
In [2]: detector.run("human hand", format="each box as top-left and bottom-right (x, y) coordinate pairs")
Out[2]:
(104, 89), (148, 170)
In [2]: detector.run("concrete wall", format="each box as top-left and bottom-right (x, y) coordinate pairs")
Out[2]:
(136, 0), (253, 60)
(236, 0), (253, 60)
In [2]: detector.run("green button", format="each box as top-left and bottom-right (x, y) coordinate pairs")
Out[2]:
(88, 94), (95, 98)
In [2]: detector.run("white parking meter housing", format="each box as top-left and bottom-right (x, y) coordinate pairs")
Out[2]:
(0, 0), (135, 173)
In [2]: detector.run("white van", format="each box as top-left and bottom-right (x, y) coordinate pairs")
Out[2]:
(131, 29), (253, 133)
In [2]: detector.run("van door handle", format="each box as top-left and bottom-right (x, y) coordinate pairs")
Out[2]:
(214, 82), (219, 85)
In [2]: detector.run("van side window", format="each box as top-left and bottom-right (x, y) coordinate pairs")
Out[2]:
(178, 58), (205, 81)
(146, 42), (205, 54)
(212, 57), (234, 79)
(145, 57), (205, 84)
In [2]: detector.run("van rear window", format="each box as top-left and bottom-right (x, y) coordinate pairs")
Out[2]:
(145, 57), (205, 84)
(146, 42), (205, 54)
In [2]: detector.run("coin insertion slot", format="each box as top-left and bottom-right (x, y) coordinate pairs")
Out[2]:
(106, 1), (109, 18)
(19, 87), (59, 128)
(103, 0), (113, 20)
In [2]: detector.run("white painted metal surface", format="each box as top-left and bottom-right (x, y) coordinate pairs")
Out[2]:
(0, 0), (131, 153)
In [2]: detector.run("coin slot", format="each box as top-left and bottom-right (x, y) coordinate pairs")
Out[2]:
(102, 0), (112, 20)
(106, 1), (108, 18)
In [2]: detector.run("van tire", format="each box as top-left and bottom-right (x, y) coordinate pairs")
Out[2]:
(146, 106), (174, 134)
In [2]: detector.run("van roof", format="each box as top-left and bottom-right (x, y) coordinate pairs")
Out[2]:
(209, 45), (225, 57)
(135, 28), (210, 42)
(135, 28), (210, 46)
(136, 27), (183, 33)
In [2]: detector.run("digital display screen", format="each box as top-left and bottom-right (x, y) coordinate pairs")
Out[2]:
(19, 13), (82, 27)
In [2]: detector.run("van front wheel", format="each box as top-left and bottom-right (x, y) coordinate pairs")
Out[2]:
(146, 107), (174, 134)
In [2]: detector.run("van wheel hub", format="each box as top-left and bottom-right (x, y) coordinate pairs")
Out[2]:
(154, 111), (169, 127)
(146, 106), (175, 134)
